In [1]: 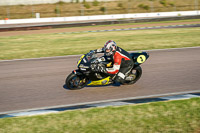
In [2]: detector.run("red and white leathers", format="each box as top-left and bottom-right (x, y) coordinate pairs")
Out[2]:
(106, 46), (133, 75)
(94, 45), (133, 83)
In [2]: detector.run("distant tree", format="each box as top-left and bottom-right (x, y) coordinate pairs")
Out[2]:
(138, 4), (150, 10)
(100, 7), (106, 12)
(93, 0), (99, 6)
(84, 2), (91, 9)
(160, 0), (168, 7)
(118, 3), (123, 8)
(169, 2), (175, 7)
(55, 7), (60, 14)
(56, 1), (66, 5)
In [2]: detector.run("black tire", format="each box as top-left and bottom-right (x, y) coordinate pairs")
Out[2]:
(65, 73), (88, 90)
(123, 66), (142, 85)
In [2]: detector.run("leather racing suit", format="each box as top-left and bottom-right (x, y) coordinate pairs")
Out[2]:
(95, 46), (134, 83)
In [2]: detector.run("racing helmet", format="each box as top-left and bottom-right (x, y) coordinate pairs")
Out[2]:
(104, 40), (117, 57)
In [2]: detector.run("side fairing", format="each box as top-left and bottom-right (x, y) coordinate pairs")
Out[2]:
(87, 76), (111, 86)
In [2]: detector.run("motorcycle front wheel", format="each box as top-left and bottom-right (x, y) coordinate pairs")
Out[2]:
(65, 73), (88, 90)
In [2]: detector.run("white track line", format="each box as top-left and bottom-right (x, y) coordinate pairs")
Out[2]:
(160, 94), (200, 100)
(0, 90), (199, 115)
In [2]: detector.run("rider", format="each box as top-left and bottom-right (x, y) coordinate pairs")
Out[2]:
(92, 40), (134, 84)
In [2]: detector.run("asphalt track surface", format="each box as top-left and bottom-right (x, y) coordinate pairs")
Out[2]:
(0, 47), (200, 113)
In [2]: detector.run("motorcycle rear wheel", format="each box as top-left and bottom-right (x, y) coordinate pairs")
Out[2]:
(123, 66), (142, 85)
(66, 73), (88, 90)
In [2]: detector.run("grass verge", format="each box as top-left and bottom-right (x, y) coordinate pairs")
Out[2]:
(0, 27), (200, 60)
(0, 98), (200, 133)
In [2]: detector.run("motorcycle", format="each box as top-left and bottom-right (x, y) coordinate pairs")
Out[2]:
(65, 50), (149, 90)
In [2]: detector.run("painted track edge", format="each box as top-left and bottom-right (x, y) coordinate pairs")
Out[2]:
(0, 90), (200, 117)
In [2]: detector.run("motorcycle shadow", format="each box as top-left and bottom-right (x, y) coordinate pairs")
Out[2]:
(63, 83), (121, 90)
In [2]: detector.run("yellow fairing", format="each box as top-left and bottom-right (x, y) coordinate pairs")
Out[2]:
(88, 76), (111, 86)
(77, 55), (85, 66)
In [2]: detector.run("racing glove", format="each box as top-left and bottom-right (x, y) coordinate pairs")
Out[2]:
(94, 47), (104, 53)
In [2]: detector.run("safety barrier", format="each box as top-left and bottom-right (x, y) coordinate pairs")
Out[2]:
(0, 10), (199, 25)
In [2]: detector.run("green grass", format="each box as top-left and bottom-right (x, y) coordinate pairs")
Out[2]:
(0, 27), (200, 60)
(0, 98), (200, 133)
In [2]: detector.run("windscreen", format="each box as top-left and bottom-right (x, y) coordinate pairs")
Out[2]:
(86, 52), (97, 62)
